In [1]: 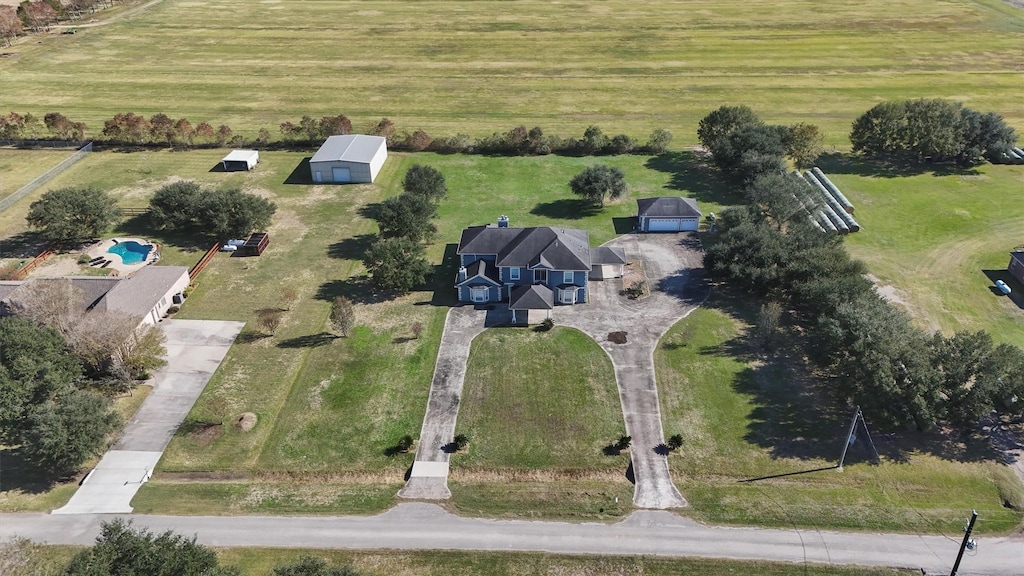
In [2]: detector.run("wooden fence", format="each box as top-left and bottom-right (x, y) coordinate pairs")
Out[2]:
(188, 242), (221, 281)
(12, 248), (55, 280)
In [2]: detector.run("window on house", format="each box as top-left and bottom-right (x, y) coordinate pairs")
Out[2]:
(534, 269), (547, 284)
(563, 271), (574, 284)
(471, 286), (489, 302)
(559, 288), (576, 304)
(509, 267), (520, 281)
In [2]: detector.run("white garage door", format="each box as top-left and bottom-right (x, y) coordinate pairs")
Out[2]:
(332, 167), (351, 182)
(648, 219), (680, 232)
(679, 218), (698, 231)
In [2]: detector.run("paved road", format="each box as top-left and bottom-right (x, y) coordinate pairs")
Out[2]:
(559, 233), (707, 508)
(399, 307), (488, 499)
(52, 320), (245, 514)
(3, 503), (1020, 575)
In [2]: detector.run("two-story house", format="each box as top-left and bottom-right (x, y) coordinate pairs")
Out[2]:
(455, 217), (598, 321)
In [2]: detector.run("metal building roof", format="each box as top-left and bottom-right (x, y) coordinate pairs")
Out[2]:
(222, 150), (259, 162)
(310, 135), (387, 164)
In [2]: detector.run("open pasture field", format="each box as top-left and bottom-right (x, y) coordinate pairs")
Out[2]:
(0, 0), (1022, 142)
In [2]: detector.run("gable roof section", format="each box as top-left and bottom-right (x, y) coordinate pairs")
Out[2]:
(310, 135), (386, 164)
(5, 276), (121, 311)
(96, 266), (188, 318)
(457, 226), (591, 271)
(591, 246), (627, 265)
(637, 197), (701, 219)
(456, 259), (500, 286)
(509, 284), (554, 310)
(222, 149), (259, 163)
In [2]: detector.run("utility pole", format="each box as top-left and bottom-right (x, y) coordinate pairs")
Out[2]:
(837, 406), (860, 471)
(950, 509), (978, 576)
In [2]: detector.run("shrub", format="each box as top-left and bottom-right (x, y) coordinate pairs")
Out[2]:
(616, 435), (632, 450)
(453, 433), (470, 451)
(667, 434), (683, 450)
(397, 434), (414, 452)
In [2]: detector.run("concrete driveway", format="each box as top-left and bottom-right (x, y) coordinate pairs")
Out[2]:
(399, 232), (706, 508)
(52, 319), (244, 514)
(557, 232), (707, 509)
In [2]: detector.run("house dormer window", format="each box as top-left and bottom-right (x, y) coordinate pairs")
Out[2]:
(509, 267), (520, 281)
(534, 269), (547, 284)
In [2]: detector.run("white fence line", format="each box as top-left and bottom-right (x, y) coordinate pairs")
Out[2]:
(0, 142), (93, 212)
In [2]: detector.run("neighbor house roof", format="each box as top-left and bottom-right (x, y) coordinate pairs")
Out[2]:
(457, 226), (591, 271)
(96, 266), (188, 318)
(310, 135), (387, 164)
(222, 149), (259, 162)
(637, 197), (702, 218)
(509, 284), (554, 310)
(3, 276), (121, 312)
(591, 246), (627, 265)
(1012, 251), (1024, 264)
(0, 281), (23, 303)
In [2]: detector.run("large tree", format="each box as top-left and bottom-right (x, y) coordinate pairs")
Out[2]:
(21, 386), (119, 476)
(6, 277), (84, 338)
(363, 236), (433, 293)
(697, 105), (762, 159)
(26, 187), (121, 245)
(65, 519), (239, 576)
(374, 193), (437, 243)
(149, 181), (276, 240)
(401, 164), (447, 203)
(568, 164), (627, 207)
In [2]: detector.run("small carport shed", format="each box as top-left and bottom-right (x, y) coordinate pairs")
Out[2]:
(309, 135), (388, 184)
(221, 150), (259, 171)
(637, 197), (701, 232)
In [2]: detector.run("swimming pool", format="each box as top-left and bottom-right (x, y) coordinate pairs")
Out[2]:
(107, 240), (152, 265)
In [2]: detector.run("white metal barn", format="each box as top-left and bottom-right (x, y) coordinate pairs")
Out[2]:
(309, 135), (388, 184)
(221, 150), (259, 171)
(637, 197), (701, 232)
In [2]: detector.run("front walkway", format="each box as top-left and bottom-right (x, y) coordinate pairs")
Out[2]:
(398, 306), (488, 499)
(52, 320), (245, 514)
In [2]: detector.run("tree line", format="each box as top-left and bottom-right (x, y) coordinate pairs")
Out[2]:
(699, 105), (1024, 432)
(1, 0), (125, 46)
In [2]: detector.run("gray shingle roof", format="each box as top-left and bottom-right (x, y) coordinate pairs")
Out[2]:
(310, 135), (387, 164)
(509, 284), (554, 310)
(456, 259), (500, 286)
(457, 226), (591, 271)
(97, 266), (188, 318)
(637, 197), (701, 218)
(5, 276), (121, 311)
(591, 246), (627, 265)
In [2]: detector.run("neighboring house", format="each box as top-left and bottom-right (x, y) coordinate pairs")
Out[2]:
(637, 196), (701, 232)
(455, 217), (592, 321)
(309, 134), (388, 184)
(1009, 251), (1024, 286)
(221, 149), (259, 171)
(0, 266), (190, 327)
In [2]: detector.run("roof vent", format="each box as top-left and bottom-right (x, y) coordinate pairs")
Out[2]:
(498, 215), (509, 228)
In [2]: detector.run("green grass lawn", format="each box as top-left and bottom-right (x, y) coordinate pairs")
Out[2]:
(0, 148), (77, 197)
(1, 542), (915, 576)
(657, 303), (1024, 535)
(449, 327), (631, 520)
(818, 156), (1024, 347)
(1, 1), (1021, 143)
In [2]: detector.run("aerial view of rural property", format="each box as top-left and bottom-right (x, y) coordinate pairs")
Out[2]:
(0, 0), (1022, 574)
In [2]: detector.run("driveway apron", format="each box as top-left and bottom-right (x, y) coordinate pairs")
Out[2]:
(52, 319), (245, 514)
(399, 306), (487, 499)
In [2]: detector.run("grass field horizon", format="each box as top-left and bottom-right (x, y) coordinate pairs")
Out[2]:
(0, 0), (1021, 144)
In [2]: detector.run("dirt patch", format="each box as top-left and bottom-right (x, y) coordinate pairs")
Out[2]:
(186, 421), (223, 446)
(233, 412), (257, 432)
(621, 260), (647, 299)
(607, 331), (628, 344)
(157, 471), (249, 481)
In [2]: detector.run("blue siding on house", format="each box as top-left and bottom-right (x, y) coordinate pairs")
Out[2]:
(458, 283), (500, 303)
(458, 262), (588, 305)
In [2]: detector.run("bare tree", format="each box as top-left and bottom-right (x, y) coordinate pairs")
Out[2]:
(8, 278), (85, 338)
(329, 296), (354, 337)
(280, 286), (298, 310)
(255, 308), (283, 335)
(67, 311), (139, 373)
(113, 323), (167, 380)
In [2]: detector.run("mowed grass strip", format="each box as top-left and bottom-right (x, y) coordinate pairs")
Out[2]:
(657, 305), (1024, 534)
(0, 148), (78, 197)
(1, 0), (1021, 141)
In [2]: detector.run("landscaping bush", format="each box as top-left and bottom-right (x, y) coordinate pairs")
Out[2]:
(667, 434), (683, 450)
(616, 435), (631, 450)
(453, 433), (470, 451)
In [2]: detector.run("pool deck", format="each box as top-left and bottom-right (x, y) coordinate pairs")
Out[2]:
(85, 237), (160, 275)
